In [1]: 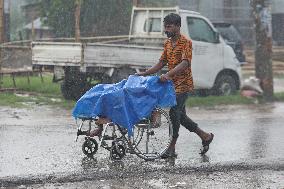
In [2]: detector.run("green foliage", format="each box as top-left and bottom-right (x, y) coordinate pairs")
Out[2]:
(39, 0), (180, 37)
(0, 91), (75, 109)
(275, 92), (284, 101)
(186, 95), (256, 107)
(0, 93), (28, 107)
(40, 0), (133, 37)
(40, 0), (75, 37)
(10, 2), (24, 41)
(2, 74), (284, 109)
(0, 74), (75, 109)
(84, 0), (132, 36)
(139, 0), (176, 7)
(1, 74), (61, 95)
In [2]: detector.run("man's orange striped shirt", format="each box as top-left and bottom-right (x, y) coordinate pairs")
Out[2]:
(160, 34), (194, 94)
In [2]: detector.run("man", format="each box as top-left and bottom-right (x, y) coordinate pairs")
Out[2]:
(137, 13), (214, 158)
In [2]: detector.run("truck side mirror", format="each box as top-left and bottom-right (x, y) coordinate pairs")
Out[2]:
(214, 32), (220, 43)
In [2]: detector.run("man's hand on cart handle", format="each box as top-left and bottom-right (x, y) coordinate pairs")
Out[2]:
(160, 73), (171, 82)
(135, 72), (146, 76)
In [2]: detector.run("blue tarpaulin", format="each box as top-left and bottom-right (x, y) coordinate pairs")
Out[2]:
(72, 75), (176, 135)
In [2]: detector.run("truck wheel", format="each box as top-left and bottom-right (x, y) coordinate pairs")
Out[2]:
(61, 81), (74, 100)
(195, 89), (210, 97)
(213, 74), (237, 96)
(111, 67), (135, 83)
(100, 74), (112, 84)
(61, 68), (90, 100)
(61, 79), (89, 100)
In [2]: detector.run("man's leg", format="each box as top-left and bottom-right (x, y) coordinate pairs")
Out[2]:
(180, 107), (212, 141)
(168, 105), (180, 151)
(160, 106), (179, 158)
(89, 124), (103, 137)
(88, 117), (110, 137)
(180, 105), (214, 154)
(167, 93), (189, 152)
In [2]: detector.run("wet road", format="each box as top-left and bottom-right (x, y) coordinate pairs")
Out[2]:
(0, 103), (284, 188)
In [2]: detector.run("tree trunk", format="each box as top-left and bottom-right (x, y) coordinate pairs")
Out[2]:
(133, 0), (140, 6)
(0, 0), (3, 43)
(75, 0), (81, 42)
(251, 0), (274, 101)
(0, 0), (4, 89)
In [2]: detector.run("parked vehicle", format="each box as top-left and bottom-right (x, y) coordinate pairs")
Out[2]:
(32, 7), (242, 100)
(212, 22), (246, 63)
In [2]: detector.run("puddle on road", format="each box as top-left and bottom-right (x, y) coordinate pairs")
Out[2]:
(0, 103), (284, 179)
(14, 92), (62, 106)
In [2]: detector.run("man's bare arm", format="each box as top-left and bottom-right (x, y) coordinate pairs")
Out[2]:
(160, 60), (190, 82)
(137, 61), (166, 76)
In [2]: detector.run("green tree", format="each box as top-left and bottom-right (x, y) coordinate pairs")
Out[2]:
(40, 0), (132, 38)
(40, 0), (75, 37)
(10, 3), (24, 40)
(87, 0), (133, 36)
(138, 0), (175, 7)
(40, 0), (178, 38)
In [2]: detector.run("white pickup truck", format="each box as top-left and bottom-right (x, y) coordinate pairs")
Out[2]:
(32, 7), (242, 100)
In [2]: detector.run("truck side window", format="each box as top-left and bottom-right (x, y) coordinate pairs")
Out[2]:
(144, 18), (161, 32)
(187, 17), (215, 43)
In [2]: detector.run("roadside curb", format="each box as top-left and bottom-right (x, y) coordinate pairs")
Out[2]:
(1, 159), (283, 187)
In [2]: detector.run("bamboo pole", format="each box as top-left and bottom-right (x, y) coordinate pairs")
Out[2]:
(31, 16), (35, 40)
(133, 0), (140, 7)
(74, 0), (81, 42)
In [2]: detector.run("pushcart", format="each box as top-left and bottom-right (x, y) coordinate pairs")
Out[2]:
(75, 108), (173, 161)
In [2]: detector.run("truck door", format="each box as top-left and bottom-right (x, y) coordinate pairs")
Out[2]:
(186, 16), (223, 89)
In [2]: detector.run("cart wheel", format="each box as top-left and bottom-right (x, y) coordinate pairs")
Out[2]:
(110, 144), (126, 160)
(82, 138), (98, 156)
(132, 108), (173, 161)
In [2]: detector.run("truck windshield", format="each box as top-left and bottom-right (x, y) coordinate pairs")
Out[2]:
(187, 17), (215, 43)
(144, 18), (161, 32)
(214, 25), (241, 42)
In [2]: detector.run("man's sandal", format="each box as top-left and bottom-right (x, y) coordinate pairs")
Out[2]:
(161, 150), (178, 159)
(200, 133), (214, 155)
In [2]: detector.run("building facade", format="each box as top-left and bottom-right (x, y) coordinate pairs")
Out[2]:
(176, 0), (254, 45)
(272, 0), (284, 45)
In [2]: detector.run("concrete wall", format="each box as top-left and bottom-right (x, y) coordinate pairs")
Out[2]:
(272, 0), (284, 13)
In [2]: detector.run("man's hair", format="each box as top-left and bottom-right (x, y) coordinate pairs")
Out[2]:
(163, 13), (181, 27)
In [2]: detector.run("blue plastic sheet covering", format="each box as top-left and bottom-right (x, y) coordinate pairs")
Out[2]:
(72, 75), (176, 136)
